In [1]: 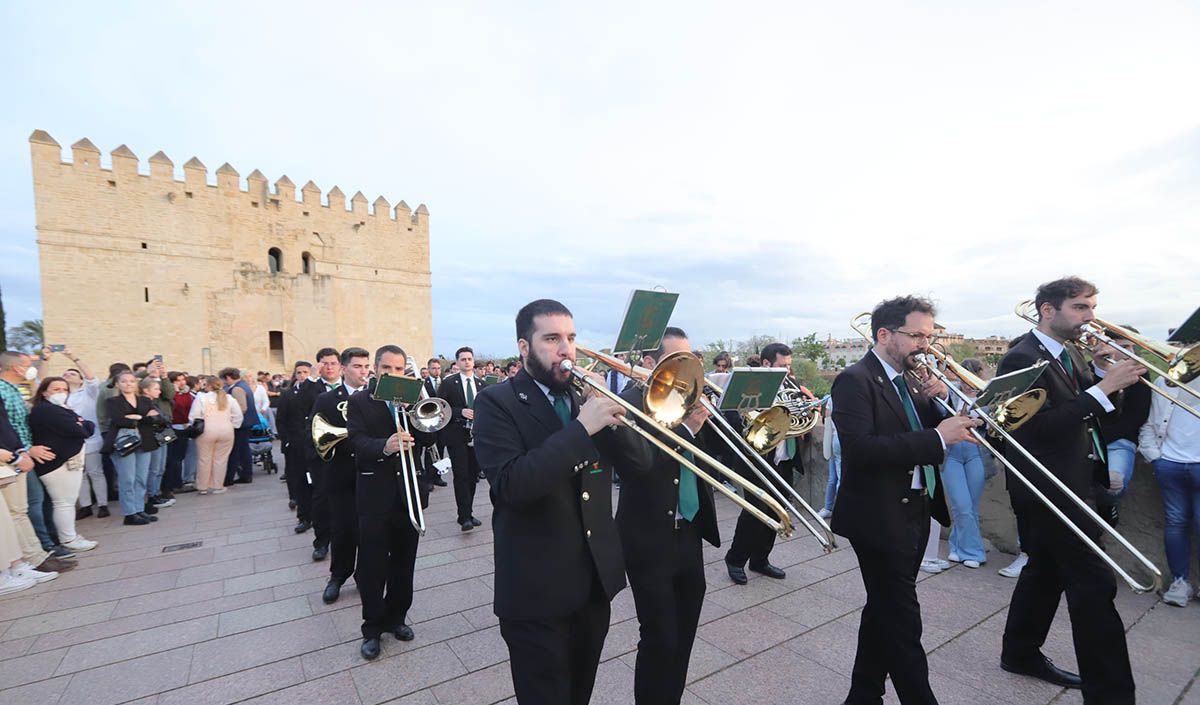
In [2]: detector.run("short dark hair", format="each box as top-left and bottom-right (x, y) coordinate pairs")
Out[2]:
(515, 299), (573, 343)
(427, 357), (440, 367)
(64, 367), (82, 377)
(186, 375), (199, 388)
(315, 347), (340, 362)
(746, 354), (762, 368)
(108, 362), (131, 378)
(169, 371), (185, 382)
(1034, 277), (1098, 320)
(132, 362), (148, 371)
(340, 347), (370, 366)
(760, 342), (794, 365)
(713, 351), (732, 367)
(374, 345), (408, 366)
(293, 360), (312, 370)
(960, 358), (984, 375)
(506, 361), (520, 373)
(870, 296), (937, 341)
(649, 326), (688, 362)
(218, 367), (241, 380)
(454, 346), (474, 360)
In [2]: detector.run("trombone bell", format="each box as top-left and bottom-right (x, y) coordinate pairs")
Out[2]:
(409, 397), (452, 434)
(992, 389), (1047, 433)
(644, 351), (705, 427)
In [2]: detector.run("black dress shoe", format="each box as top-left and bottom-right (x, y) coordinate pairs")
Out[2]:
(294, 520), (312, 534)
(138, 512), (159, 523)
(470, 517), (482, 527)
(123, 514), (150, 526)
(749, 561), (786, 579)
(288, 500), (297, 510)
(322, 579), (343, 604)
(726, 561), (748, 585)
(360, 637), (381, 660)
(460, 521), (474, 532)
(233, 477), (253, 484)
(312, 545), (329, 561)
(97, 506), (110, 518)
(1001, 655), (1082, 689)
(394, 624), (415, 641)
(143, 503), (159, 515)
(433, 478), (447, 487)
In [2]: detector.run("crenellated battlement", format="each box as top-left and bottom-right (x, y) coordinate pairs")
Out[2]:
(27, 130), (429, 227)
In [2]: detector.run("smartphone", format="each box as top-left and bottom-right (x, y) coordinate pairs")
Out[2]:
(154, 354), (164, 362)
(49, 344), (66, 352)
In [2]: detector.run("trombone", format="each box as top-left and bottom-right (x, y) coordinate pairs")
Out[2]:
(850, 314), (1163, 593)
(561, 349), (794, 538)
(700, 373), (836, 551)
(375, 375), (454, 535)
(1015, 300), (1200, 421)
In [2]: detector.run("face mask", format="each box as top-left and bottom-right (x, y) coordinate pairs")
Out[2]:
(49, 392), (68, 406)
(24, 367), (38, 381)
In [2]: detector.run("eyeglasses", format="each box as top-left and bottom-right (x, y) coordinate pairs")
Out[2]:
(890, 329), (936, 345)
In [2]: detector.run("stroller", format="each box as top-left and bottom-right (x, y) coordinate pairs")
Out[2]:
(248, 422), (278, 474)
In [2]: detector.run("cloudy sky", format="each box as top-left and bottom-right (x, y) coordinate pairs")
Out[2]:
(2, 1), (1198, 358)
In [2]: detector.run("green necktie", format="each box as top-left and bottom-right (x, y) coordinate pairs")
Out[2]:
(679, 449), (699, 521)
(552, 393), (571, 427)
(892, 375), (936, 498)
(1059, 350), (1107, 464)
(465, 377), (475, 408)
(784, 437), (797, 459)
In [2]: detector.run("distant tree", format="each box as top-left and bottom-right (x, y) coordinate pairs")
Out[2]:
(945, 342), (978, 361)
(6, 319), (43, 354)
(793, 359), (832, 397)
(836, 357), (847, 368)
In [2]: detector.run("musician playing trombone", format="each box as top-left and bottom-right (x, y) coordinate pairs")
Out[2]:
(832, 296), (980, 705)
(472, 299), (652, 705)
(998, 277), (1146, 703)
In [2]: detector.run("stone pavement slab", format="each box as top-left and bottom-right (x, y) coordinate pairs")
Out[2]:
(0, 452), (1196, 704)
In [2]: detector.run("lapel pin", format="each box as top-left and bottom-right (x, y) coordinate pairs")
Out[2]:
(518, 392), (528, 401)
(876, 375), (884, 384)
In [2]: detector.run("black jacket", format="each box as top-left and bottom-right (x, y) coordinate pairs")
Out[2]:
(614, 385), (719, 569)
(102, 395), (163, 453)
(473, 368), (651, 620)
(830, 352), (950, 550)
(28, 402), (95, 475)
(346, 379), (434, 517)
(436, 373), (488, 447)
(312, 384), (358, 492)
(999, 333), (1115, 534)
(277, 378), (331, 460)
(1094, 363), (1151, 445)
(0, 403), (20, 456)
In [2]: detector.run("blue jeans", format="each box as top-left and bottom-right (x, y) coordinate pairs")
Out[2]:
(184, 438), (198, 484)
(112, 444), (152, 516)
(1104, 439), (1137, 498)
(942, 441), (987, 562)
(147, 444), (167, 497)
(1153, 458), (1200, 580)
(824, 434), (841, 512)
(26, 471), (59, 549)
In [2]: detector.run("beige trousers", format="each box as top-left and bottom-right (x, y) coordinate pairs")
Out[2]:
(0, 486), (23, 566)
(0, 473), (50, 567)
(195, 431), (234, 491)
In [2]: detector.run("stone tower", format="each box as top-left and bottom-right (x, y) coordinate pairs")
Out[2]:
(28, 130), (432, 375)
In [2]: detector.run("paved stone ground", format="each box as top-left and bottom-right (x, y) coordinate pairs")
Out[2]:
(1, 456), (1198, 705)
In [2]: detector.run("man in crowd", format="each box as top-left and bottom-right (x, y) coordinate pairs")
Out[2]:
(437, 346), (487, 531)
(220, 368), (261, 486)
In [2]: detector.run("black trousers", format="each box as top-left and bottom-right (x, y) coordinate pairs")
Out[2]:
(309, 459), (331, 549)
(329, 484), (358, 583)
(499, 587), (611, 705)
(627, 521), (706, 705)
(357, 512), (419, 639)
(846, 493), (937, 705)
(164, 436), (188, 490)
(446, 441), (480, 524)
(725, 460), (796, 567)
(284, 443), (310, 519)
(225, 426), (253, 484)
(1002, 503), (1134, 705)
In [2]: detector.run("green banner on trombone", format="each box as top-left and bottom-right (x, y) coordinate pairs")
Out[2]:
(612, 289), (679, 354)
(715, 368), (788, 412)
(372, 374), (425, 404)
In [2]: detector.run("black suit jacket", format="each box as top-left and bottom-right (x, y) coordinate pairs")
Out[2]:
(614, 385), (720, 567)
(346, 380), (433, 517)
(473, 369), (651, 620)
(830, 352), (950, 550)
(998, 332), (1113, 534)
(277, 378), (329, 460)
(312, 384), (357, 492)
(437, 373), (488, 447)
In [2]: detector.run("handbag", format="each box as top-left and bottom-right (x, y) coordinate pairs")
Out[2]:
(114, 433), (141, 457)
(188, 419), (205, 438)
(154, 428), (179, 447)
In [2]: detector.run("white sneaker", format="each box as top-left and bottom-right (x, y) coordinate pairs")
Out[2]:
(1162, 577), (1193, 607)
(817, 508), (832, 519)
(63, 537), (98, 552)
(919, 559), (944, 574)
(998, 552), (1028, 578)
(947, 552), (962, 563)
(0, 571), (36, 595)
(963, 559), (982, 569)
(933, 559), (951, 571)
(12, 562), (58, 584)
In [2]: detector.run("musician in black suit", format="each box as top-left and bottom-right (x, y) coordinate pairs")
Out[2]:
(998, 277), (1145, 704)
(473, 298), (651, 705)
(436, 346), (488, 531)
(346, 344), (431, 661)
(420, 358), (447, 488)
(299, 348), (343, 561)
(313, 347), (371, 605)
(275, 361), (312, 519)
(831, 295), (979, 705)
(724, 342), (801, 584)
(614, 326), (720, 705)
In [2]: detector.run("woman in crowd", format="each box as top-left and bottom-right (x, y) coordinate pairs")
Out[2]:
(941, 357), (989, 568)
(189, 376), (242, 494)
(103, 371), (160, 526)
(28, 377), (99, 551)
(819, 399), (840, 520)
(62, 359), (108, 519)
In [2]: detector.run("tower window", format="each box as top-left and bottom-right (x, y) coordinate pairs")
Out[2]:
(269, 331), (285, 367)
(268, 247), (282, 274)
(302, 252), (313, 274)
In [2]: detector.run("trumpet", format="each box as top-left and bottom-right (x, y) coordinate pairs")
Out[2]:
(1015, 300), (1200, 421)
(563, 348), (795, 538)
(850, 314), (1163, 593)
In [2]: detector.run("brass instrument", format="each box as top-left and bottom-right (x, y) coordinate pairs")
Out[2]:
(776, 378), (825, 437)
(562, 348), (795, 538)
(311, 400), (350, 462)
(1015, 300), (1200, 421)
(850, 314), (1162, 593)
(375, 374), (455, 536)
